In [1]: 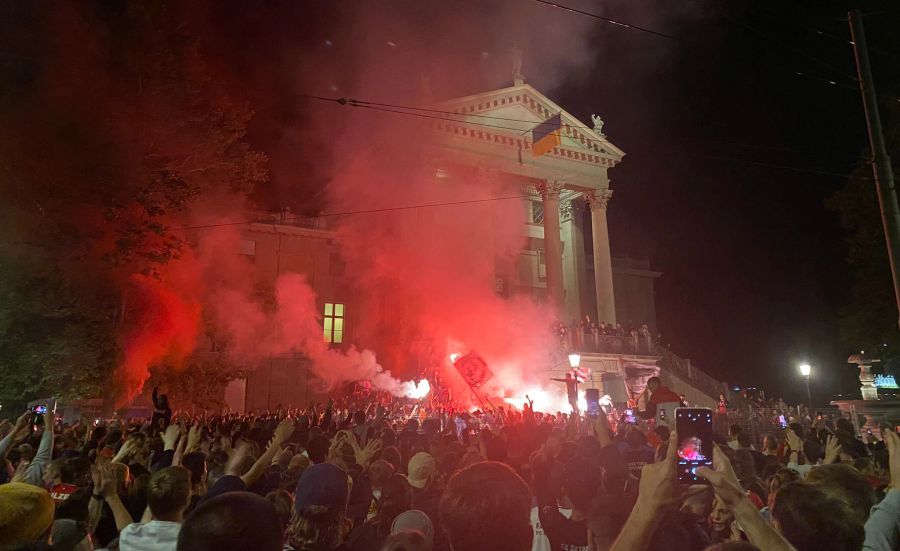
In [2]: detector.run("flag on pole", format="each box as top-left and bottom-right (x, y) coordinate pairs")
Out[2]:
(532, 113), (562, 158)
(452, 352), (492, 389)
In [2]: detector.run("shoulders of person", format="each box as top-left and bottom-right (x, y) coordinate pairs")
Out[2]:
(120, 520), (181, 547)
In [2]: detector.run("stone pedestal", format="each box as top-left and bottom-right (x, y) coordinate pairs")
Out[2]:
(848, 353), (880, 401)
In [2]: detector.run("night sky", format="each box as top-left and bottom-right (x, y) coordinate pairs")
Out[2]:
(191, 0), (900, 404)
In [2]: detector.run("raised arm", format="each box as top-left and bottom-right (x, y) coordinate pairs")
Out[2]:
(863, 430), (900, 551)
(241, 418), (295, 487)
(0, 412), (31, 463)
(23, 416), (54, 486)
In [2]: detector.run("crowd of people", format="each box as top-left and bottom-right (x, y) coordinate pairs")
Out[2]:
(0, 379), (898, 551)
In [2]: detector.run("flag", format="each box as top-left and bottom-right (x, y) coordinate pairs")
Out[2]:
(453, 352), (492, 389)
(532, 113), (561, 158)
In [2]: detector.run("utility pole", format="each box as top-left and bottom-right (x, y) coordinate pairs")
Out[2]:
(849, 10), (900, 332)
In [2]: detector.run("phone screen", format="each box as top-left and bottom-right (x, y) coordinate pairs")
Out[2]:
(675, 408), (713, 484)
(586, 395), (601, 418)
(624, 408), (636, 424)
(33, 405), (48, 415)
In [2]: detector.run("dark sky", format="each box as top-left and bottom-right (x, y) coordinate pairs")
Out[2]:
(576, 1), (900, 403)
(192, 0), (900, 405)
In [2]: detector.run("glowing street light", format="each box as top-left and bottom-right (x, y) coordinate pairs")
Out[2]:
(799, 363), (812, 411)
(568, 353), (581, 369)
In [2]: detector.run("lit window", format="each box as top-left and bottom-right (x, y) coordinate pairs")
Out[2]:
(323, 302), (345, 344)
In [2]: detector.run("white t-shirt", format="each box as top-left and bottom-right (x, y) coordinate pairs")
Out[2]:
(118, 520), (181, 551)
(530, 505), (572, 551)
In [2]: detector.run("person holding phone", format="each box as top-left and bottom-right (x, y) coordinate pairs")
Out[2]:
(20, 407), (55, 488)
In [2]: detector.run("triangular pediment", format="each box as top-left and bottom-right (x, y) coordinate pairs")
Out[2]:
(436, 83), (625, 161)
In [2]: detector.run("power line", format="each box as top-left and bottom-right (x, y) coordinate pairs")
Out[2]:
(299, 93), (878, 181)
(528, 0), (900, 103)
(527, 0), (678, 41)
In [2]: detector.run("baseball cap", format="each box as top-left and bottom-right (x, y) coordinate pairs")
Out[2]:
(407, 452), (436, 489)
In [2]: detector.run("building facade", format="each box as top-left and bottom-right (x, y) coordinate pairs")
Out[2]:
(234, 77), (726, 411)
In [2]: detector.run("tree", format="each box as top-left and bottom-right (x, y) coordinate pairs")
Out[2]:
(827, 98), (900, 372)
(0, 1), (268, 405)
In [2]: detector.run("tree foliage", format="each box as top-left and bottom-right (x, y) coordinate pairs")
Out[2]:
(826, 99), (900, 371)
(0, 1), (268, 405)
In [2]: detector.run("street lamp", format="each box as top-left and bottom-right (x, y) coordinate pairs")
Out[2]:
(568, 353), (581, 369)
(799, 363), (812, 411)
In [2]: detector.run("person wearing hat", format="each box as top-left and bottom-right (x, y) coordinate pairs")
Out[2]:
(391, 509), (434, 546)
(0, 482), (55, 546)
(287, 463), (352, 550)
(407, 452), (444, 550)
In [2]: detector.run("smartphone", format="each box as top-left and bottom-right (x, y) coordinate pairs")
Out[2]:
(624, 408), (637, 424)
(586, 392), (601, 418)
(33, 405), (48, 415)
(675, 408), (713, 484)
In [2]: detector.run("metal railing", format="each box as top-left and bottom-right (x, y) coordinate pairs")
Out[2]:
(565, 329), (656, 355)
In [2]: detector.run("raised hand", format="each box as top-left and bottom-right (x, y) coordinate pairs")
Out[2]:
(93, 463), (119, 498)
(883, 428), (900, 491)
(592, 414), (613, 447)
(785, 428), (803, 453)
(636, 430), (691, 510)
(273, 418), (296, 445)
(357, 438), (382, 467)
(823, 434), (842, 464)
(162, 423), (182, 451)
(185, 423), (202, 453)
(225, 440), (251, 476)
(696, 447), (744, 508)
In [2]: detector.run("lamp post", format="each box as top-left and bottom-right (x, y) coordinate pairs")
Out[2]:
(799, 363), (812, 411)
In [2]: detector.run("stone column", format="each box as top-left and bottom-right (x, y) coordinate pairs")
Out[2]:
(538, 180), (565, 311)
(585, 189), (616, 324)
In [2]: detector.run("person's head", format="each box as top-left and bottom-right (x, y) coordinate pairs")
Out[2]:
(707, 496), (734, 540)
(704, 542), (761, 551)
(381, 446), (402, 472)
(407, 452), (436, 490)
(381, 530), (432, 551)
(178, 491), (282, 551)
(736, 432), (752, 449)
(181, 452), (208, 494)
(295, 463), (351, 514)
(148, 466), (192, 522)
(379, 473), (413, 521)
(805, 464), (876, 526)
(440, 461), (532, 551)
(624, 427), (648, 449)
(307, 435), (331, 464)
(391, 509), (434, 547)
(0, 483), (54, 546)
(647, 377), (661, 392)
(771, 482), (864, 551)
(767, 468), (800, 510)
(762, 435), (779, 452)
(728, 425), (742, 440)
(368, 459), (394, 491)
(562, 455), (599, 512)
(266, 489), (294, 532)
(835, 417), (854, 435)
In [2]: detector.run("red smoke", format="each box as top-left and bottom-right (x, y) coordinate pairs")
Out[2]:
(118, 274), (201, 405)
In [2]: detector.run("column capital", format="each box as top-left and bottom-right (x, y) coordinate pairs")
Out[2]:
(536, 180), (565, 198)
(584, 189), (614, 210)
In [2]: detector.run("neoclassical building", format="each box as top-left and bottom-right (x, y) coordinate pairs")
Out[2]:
(229, 72), (726, 411)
